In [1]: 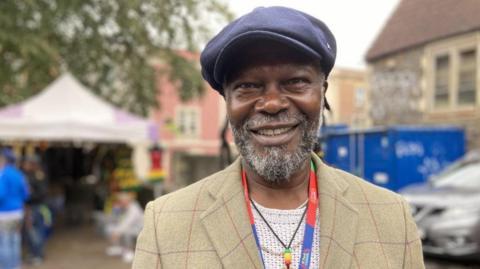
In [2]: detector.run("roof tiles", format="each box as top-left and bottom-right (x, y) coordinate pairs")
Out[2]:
(366, 0), (480, 62)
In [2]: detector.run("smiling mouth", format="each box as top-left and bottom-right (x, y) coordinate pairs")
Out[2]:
(248, 124), (299, 147)
(253, 126), (297, 136)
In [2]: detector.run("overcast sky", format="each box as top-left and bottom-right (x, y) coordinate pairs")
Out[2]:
(225, 0), (400, 69)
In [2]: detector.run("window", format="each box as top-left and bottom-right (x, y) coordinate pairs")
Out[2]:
(176, 107), (200, 137)
(355, 88), (366, 107)
(434, 55), (450, 108)
(458, 49), (477, 105)
(429, 38), (480, 111)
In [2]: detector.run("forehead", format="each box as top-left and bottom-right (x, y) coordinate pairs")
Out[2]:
(223, 40), (322, 82)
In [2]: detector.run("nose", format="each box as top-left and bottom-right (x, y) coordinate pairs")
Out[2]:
(255, 83), (289, 114)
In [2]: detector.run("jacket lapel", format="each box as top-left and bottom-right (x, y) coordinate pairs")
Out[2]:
(200, 159), (263, 269)
(313, 154), (359, 269)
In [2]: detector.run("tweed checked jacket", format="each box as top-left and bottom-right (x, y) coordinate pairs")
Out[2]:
(132, 153), (425, 269)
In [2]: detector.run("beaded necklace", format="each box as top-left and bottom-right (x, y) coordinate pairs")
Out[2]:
(242, 160), (318, 269)
(250, 198), (307, 268)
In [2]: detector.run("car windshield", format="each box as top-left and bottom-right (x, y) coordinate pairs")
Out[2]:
(433, 163), (480, 189)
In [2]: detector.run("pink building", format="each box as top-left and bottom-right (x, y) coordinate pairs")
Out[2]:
(152, 54), (233, 190)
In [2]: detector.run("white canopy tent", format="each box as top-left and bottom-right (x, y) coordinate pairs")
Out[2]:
(0, 73), (157, 144)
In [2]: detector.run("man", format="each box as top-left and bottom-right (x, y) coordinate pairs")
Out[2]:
(0, 149), (30, 269)
(133, 6), (424, 269)
(105, 191), (144, 263)
(22, 154), (49, 265)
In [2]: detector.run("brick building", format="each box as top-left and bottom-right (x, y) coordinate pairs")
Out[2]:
(366, 0), (480, 149)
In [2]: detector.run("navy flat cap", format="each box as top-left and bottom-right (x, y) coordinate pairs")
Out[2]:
(200, 6), (337, 95)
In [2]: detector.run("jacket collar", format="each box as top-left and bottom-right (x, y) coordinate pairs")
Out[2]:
(201, 154), (359, 268)
(200, 158), (263, 268)
(313, 153), (359, 268)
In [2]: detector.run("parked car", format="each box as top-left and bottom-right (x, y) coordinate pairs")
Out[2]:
(400, 153), (480, 260)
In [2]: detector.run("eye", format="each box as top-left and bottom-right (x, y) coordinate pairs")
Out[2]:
(283, 77), (310, 91)
(229, 81), (263, 99)
(286, 78), (309, 85)
(234, 82), (261, 90)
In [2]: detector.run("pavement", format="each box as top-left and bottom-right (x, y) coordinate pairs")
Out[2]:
(23, 225), (130, 269)
(21, 225), (479, 269)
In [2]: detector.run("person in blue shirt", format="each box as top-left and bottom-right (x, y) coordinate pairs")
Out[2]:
(0, 148), (30, 269)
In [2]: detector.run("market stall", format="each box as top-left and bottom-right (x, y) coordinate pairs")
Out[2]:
(0, 73), (163, 226)
(0, 73), (155, 144)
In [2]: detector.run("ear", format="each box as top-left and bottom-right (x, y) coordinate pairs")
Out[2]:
(323, 81), (329, 93)
(323, 81), (330, 111)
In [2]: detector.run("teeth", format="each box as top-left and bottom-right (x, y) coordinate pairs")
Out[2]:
(256, 127), (292, 136)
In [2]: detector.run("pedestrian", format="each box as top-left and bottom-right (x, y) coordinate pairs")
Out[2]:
(133, 6), (425, 268)
(22, 154), (50, 265)
(105, 191), (143, 263)
(0, 148), (30, 269)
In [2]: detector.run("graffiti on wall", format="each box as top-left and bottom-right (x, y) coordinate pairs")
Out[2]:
(417, 157), (443, 178)
(395, 140), (424, 158)
(395, 140), (444, 179)
(395, 140), (446, 179)
(370, 70), (420, 124)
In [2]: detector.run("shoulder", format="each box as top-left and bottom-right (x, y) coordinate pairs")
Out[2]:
(4, 166), (24, 179)
(321, 164), (424, 267)
(325, 165), (415, 236)
(332, 167), (403, 204)
(316, 157), (410, 224)
(149, 159), (241, 213)
(139, 161), (241, 253)
(313, 153), (403, 205)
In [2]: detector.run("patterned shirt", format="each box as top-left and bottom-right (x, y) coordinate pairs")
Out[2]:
(252, 200), (320, 269)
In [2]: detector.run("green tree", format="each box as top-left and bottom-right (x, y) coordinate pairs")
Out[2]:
(0, 0), (232, 115)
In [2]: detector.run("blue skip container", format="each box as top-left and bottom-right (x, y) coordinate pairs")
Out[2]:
(321, 126), (465, 191)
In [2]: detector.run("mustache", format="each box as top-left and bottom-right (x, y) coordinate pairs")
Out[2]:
(243, 111), (306, 129)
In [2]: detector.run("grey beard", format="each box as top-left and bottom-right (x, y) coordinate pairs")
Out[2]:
(230, 111), (320, 184)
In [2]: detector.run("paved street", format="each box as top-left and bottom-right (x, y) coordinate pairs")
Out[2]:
(24, 226), (130, 269)
(21, 225), (479, 269)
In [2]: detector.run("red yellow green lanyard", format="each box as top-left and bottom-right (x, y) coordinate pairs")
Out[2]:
(242, 161), (318, 269)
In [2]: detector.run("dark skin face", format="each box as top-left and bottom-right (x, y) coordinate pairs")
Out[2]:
(224, 41), (328, 208)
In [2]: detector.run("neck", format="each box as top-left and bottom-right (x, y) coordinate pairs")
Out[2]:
(244, 159), (310, 210)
